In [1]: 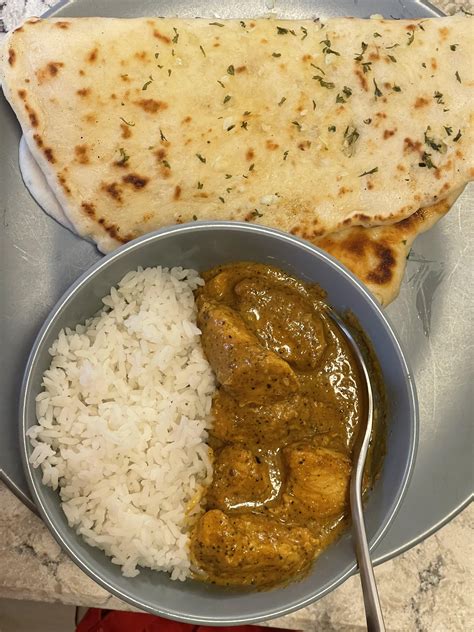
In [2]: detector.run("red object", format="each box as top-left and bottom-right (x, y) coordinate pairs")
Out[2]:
(76, 609), (299, 632)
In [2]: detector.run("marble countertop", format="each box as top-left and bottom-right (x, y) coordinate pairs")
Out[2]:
(1, 0), (473, 630)
(1, 483), (472, 630)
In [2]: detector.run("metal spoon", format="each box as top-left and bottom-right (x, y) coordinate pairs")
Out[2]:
(326, 307), (386, 632)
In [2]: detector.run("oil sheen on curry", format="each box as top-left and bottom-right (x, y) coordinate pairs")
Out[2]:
(190, 262), (377, 590)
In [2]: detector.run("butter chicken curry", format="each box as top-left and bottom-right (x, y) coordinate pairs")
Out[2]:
(190, 262), (379, 589)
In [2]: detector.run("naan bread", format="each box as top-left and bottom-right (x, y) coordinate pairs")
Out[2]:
(314, 191), (460, 305)
(18, 136), (76, 232)
(1, 16), (473, 252)
(17, 131), (459, 305)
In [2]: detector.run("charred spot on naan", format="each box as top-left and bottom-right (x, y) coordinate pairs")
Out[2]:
(55, 21), (71, 29)
(86, 47), (99, 63)
(17, 89), (39, 127)
(74, 145), (90, 164)
(120, 123), (133, 139)
(122, 173), (149, 189)
(153, 28), (171, 44)
(76, 87), (91, 98)
(134, 99), (168, 113)
(101, 181), (124, 203)
(36, 62), (64, 84)
(57, 172), (71, 195)
(8, 48), (16, 66)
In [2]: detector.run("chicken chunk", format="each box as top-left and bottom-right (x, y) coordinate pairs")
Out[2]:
(211, 389), (335, 448)
(281, 445), (351, 521)
(191, 510), (318, 588)
(234, 278), (326, 370)
(206, 445), (277, 512)
(197, 300), (299, 405)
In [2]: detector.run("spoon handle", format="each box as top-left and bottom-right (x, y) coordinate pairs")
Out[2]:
(326, 307), (385, 632)
(351, 482), (386, 632)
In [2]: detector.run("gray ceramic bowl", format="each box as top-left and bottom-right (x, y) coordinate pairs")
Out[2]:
(20, 222), (417, 625)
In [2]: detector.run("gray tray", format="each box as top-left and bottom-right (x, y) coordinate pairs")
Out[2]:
(0, 0), (472, 568)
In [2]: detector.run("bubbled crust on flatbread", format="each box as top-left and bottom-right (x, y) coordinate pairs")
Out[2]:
(1, 16), (473, 252)
(314, 191), (460, 305)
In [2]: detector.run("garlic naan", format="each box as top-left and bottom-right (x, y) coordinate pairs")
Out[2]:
(1, 15), (473, 252)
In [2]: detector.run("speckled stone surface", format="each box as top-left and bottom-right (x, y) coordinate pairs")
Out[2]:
(1, 482), (472, 630)
(0, 0), (473, 629)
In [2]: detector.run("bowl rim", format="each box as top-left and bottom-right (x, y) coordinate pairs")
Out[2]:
(19, 221), (418, 625)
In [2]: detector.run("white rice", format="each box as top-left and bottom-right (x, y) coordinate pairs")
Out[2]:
(27, 266), (216, 580)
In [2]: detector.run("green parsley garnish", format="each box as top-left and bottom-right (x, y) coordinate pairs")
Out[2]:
(344, 125), (360, 147)
(336, 86), (353, 103)
(363, 118), (372, 124)
(313, 75), (335, 89)
(197, 182), (203, 189)
(312, 99), (317, 110)
(450, 44), (458, 51)
(240, 20), (246, 28)
(283, 150), (289, 161)
(117, 147), (129, 165)
(434, 91), (444, 104)
(277, 26), (288, 35)
(196, 153), (206, 163)
(444, 126), (453, 136)
(154, 53), (159, 59)
(301, 26), (308, 40)
(419, 152), (435, 168)
(407, 30), (415, 46)
(453, 129), (462, 142)
(192, 214), (198, 220)
(120, 117), (135, 127)
(251, 209), (263, 218)
(362, 62), (372, 73)
(310, 63), (325, 74)
(142, 75), (154, 91)
(354, 41), (368, 61)
(373, 78), (383, 98)
(172, 27), (179, 44)
(227, 65), (235, 75)
(272, 52), (282, 57)
(328, 125), (336, 132)
(223, 94), (231, 104)
(373, 32), (382, 38)
(160, 128), (167, 141)
(424, 127), (446, 153)
(359, 167), (378, 177)
(241, 121), (248, 130)
(209, 22), (224, 27)
(292, 120), (302, 131)
(219, 196), (225, 203)
(455, 71), (462, 83)
(217, 80), (225, 88)
(249, 163), (255, 171)
(162, 159), (171, 169)
(393, 85), (402, 92)
(278, 97), (287, 106)
(320, 38), (340, 56)
(200, 45), (206, 57)
(387, 54), (397, 63)
(226, 125), (235, 131)
(225, 174), (232, 179)
(386, 43), (400, 49)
